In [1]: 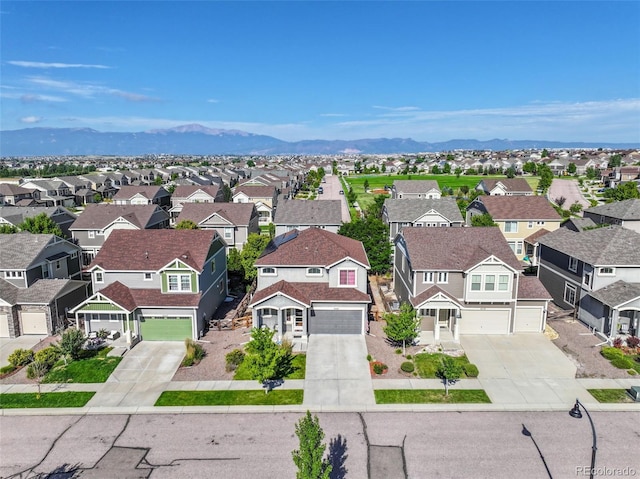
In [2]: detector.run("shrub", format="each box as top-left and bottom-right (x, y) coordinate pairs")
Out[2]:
(0, 364), (16, 375)
(610, 356), (635, 370)
(8, 348), (33, 367)
(400, 361), (415, 373)
(464, 363), (479, 378)
(182, 338), (206, 367)
(626, 336), (640, 349)
(225, 349), (245, 372)
(34, 346), (61, 367)
(612, 337), (624, 348)
(97, 329), (109, 340)
(601, 346), (624, 360)
(366, 354), (372, 362)
(628, 369), (637, 376)
(372, 362), (388, 375)
(406, 354), (412, 360)
(26, 360), (50, 379)
(395, 349), (402, 355)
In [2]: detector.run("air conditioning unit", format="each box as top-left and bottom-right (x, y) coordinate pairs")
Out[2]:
(628, 386), (640, 402)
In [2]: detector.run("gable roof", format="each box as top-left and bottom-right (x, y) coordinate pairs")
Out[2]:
(472, 196), (561, 221)
(0, 233), (68, 269)
(383, 197), (463, 223)
(250, 279), (370, 307)
(0, 278), (86, 305)
(393, 180), (440, 194)
(0, 183), (35, 196)
(97, 281), (201, 310)
(255, 228), (370, 268)
(69, 204), (167, 230)
(589, 280), (640, 308)
(0, 206), (76, 226)
(172, 185), (221, 199)
(410, 284), (463, 309)
(584, 199), (640, 220)
(274, 199), (343, 226)
(177, 202), (256, 226)
(89, 229), (219, 271)
(399, 227), (522, 271)
(538, 225), (640, 265)
(480, 178), (533, 193)
(112, 185), (168, 201)
(233, 185), (276, 198)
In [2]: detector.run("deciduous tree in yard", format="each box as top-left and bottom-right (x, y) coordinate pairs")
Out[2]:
(338, 216), (392, 274)
(292, 411), (332, 479)
(19, 213), (63, 237)
(56, 328), (86, 363)
(244, 327), (293, 392)
(471, 213), (496, 227)
(174, 219), (199, 229)
(240, 233), (270, 282)
(436, 356), (463, 396)
(383, 302), (420, 356)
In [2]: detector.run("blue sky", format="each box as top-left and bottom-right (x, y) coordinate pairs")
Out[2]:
(1, 1), (639, 143)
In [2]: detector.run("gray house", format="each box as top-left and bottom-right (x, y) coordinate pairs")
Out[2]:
(0, 233), (88, 337)
(249, 228), (371, 341)
(537, 226), (640, 338)
(274, 199), (343, 236)
(169, 185), (226, 223)
(112, 185), (171, 209)
(70, 229), (228, 342)
(582, 199), (640, 234)
(394, 227), (551, 340)
(382, 197), (464, 241)
(0, 206), (77, 238)
(175, 202), (259, 252)
(70, 204), (170, 265)
(391, 180), (441, 199)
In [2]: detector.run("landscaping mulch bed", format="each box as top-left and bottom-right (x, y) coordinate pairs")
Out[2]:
(365, 318), (422, 379)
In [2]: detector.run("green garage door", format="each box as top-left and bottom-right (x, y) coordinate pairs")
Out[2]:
(139, 317), (193, 341)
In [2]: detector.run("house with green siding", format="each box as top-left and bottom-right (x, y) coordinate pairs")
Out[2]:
(70, 229), (227, 342)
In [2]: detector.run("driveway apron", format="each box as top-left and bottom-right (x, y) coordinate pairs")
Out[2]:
(304, 334), (375, 407)
(460, 334), (583, 407)
(86, 341), (184, 408)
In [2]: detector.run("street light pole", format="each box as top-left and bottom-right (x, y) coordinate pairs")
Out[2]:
(569, 398), (597, 479)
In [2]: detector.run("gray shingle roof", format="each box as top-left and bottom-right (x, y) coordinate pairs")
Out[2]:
(393, 180), (440, 194)
(0, 233), (57, 269)
(589, 281), (640, 308)
(274, 200), (343, 226)
(0, 278), (86, 305)
(538, 225), (640, 265)
(584, 199), (640, 220)
(69, 204), (167, 230)
(383, 197), (463, 223)
(0, 206), (71, 226)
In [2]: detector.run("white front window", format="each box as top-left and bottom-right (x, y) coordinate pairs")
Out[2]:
(144, 272), (153, 281)
(508, 241), (523, 255)
(261, 267), (277, 276)
(568, 257), (578, 272)
(224, 227), (233, 239)
(564, 283), (577, 306)
(498, 275), (509, 291)
(88, 231), (95, 239)
(339, 269), (356, 286)
(95, 271), (103, 283)
(504, 221), (518, 233)
(168, 274), (191, 292)
(471, 274), (481, 291)
(484, 275), (495, 291)
(306, 267), (322, 276)
(423, 272), (434, 283)
(437, 272), (448, 283)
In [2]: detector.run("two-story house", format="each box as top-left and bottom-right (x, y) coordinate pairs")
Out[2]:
(475, 178), (533, 196)
(69, 204), (170, 265)
(273, 199), (343, 235)
(391, 180), (441, 199)
(0, 183), (39, 206)
(466, 195), (562, 262)
(0, 233), (88, 337)
(537, 226), (640, 338)
(19, 179), (75, 207)
(232, 185), (278, 225)
(70, 229), (228, 342)
(249, 228), (371, 341)
(112, 185), (171, 209)
(583, 199), (640, 233)
(382, 197), (464, 241)
(0, 206), (77, 238)
(168, 185), (226, 223)
(175, 202), (259, 252)
(394, 227), (551, 340)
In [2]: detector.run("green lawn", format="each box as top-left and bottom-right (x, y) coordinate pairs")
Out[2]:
(588, 389), (634, 403)
(233, 354), (306, 380)
(413, 353), (473, 379)
(0, 391), (95, 409)
(375, 389), (491, 404)
(155, 389), (304, 406)
(43, 347), (122, 383)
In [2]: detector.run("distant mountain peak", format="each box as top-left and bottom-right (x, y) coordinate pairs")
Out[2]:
(145, 124), (253, 136)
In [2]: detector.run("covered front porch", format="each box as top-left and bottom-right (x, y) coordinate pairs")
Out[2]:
(254, 305), (307, 342)
(587, 280), (640, 340)
(411, 286), (464, 344)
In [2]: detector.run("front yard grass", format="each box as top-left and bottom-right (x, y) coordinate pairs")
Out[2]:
(413, 353), (473, 379)
(375, 389), (491, 404)
(0, 391), (95, 409)
(43, 347), (122, 383)
(155, 389), (304, 406)
(588, 389), (635, 403)
(233, 353), (306, 380)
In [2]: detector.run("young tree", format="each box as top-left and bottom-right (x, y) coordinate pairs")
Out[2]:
(443, 162), (452, 174)
(567, 162), (577, 175)
(471, 213), (496, 227)
(222, 184), (233, 202)
(522, 161), (537, 175)
(175, 219), (199, 229)
(244, 327), (292, 392)
(27, 360), (49, 399)
(363, 179), (370, 192)
(436, 356), (463, 396)
(537, 164), (554, 193)
(227, 247), (243, 274)
(607, 154), (622, 168)
(505, 167), (516, 179)
(604, 182), (640, 202)
(292, 411), (332, 479)
(57, 328), (86, 363)
(569, 201), (583, 214)
(240, 233), (271, 282)
(555, 196), (567, 208)
(585, 167), (598, 180)
(383, 303), (420, 356)
(19, 213), (63, 237)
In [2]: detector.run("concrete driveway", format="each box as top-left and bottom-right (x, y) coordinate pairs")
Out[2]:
(461, 334), (581, 406)
(0, 335), (48, 367)
(304, 334), (375, 408)
(86, 341), (185, 408)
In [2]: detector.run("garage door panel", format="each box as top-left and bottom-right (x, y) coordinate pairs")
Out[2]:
(310, 310), (362, 335)
(0, 313), (9, 338)
(460, 309), (510, 334)
(21, 312), (48, 335)
(140, 317), (192, 341)
(515, 307), (543, 333)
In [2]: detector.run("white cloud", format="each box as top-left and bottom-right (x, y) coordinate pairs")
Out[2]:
(8, 60), (110, 69)
(25, 76), (159, 102)
(206, 98), (220, 103)
(372, 105), (421, 112)
(319, 113), (347, 117)
(20, 116), (44, 124)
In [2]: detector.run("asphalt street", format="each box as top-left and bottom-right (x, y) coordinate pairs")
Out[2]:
(1, 411), (638, 479)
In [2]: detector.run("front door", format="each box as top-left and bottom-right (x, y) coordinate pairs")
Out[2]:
(285, 308), (304, 336)
(438, 309), (450, 330)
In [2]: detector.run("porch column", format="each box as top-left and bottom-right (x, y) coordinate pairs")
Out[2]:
(434, 314), (439, 341)
(610, 308), (619, 336)
(453, 310), (460, 341)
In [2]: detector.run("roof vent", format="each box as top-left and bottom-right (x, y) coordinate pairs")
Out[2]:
(145, 251), (149, 259)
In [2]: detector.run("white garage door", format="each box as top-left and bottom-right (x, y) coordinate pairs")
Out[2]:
(21, 311), (48, 335)
(459, 309), (510, 334)
(0, 313), (9, 338)
(515, 307), (544, 333)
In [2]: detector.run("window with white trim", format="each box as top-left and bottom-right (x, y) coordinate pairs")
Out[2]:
(498, 275), (509, 291)
(261, 267), (277, 276)
(504, 221), (518, 233)
(339, 269), (356, 286)
(262, 308), (277, 317)
(528, 221), (534, 229)
(224, 227), (233, 239)
(88, 231), (95, 239)
(6, 271), (24, 278)
(485, 274), (495, 291)
(508, 241), (523, 255)
(144, 272), (153, 281)
(306, 267), (322, 276)
(168, 274), (192, 292)
(471, 274), (481, 291)
(583, 272), (592, 287)
(423, 271), (434, 283)
(563, 283), (577, 306)
(437, 272), (448, 283)
(95, 271), (103, 283)
(568, 257), (578, 272)
(598, 267), (615, 276)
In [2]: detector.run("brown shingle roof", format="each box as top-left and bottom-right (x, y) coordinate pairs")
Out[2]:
(517, 276), (552, 300)
(475, 196), (561, 221)
(393, 180), (440, 194)
(172, 185), (221, 199)
(255, 228), (370, 268)
(177, 202), (256, 226)
(233, 185), (276, 199)
(400, 227), (522, 271)
(524, 228), (551, 244)
(481, 178), (533, 193)
(250, 280), (370, 306)
(99, 281), (201, 309)
(410, 285), (462, 308)
(89, 229), (218, 271)
(70, 204), (164, 229)
(112, 185), (168, 201)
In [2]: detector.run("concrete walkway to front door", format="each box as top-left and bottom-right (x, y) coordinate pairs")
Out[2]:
(304, 335), (375, 408)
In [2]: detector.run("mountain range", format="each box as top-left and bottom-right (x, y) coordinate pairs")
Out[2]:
(1, 124), (638, 156)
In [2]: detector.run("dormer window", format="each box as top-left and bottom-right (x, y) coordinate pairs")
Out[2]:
(261, 267), (277, 276)
(95, 272), (104, 283)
